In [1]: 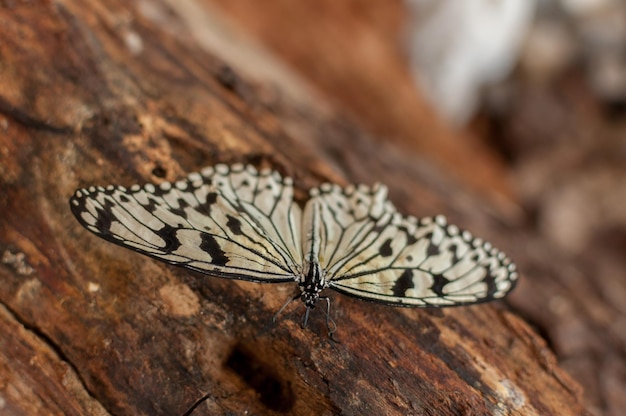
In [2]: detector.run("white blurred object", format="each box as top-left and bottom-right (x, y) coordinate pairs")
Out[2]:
(407, 0), (536, 125)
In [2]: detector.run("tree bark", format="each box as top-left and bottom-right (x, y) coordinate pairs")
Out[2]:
(0, 1), (588, 415)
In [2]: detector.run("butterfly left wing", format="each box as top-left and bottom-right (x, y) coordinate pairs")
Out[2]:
(306, 183), (518, 307)
(69, 164), (302, 283)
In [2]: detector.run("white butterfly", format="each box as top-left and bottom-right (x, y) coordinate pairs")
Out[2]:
(70, 164), (517, 331)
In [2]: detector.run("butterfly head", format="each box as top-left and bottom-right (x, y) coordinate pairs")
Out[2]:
(299, 285), (323, 330)
(300, 289), (320, 308)
(299, 260), (326, 308)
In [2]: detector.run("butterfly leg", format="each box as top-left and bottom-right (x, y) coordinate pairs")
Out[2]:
(301, 306), (312, 328)
(273, 293), (301, 322)
(319, 296), (338, 339)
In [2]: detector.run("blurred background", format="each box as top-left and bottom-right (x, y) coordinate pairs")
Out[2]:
(195, 0), (626, 414)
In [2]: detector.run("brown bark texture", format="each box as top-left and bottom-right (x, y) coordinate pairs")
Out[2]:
(0, 1), (590, 416)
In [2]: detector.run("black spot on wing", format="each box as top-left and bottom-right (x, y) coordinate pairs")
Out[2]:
(426, 242), (440, 257)
(448, 244), (460, 264)
(392, 269), (414, 297)
(149, 185), (167, 197)
(206, 192), (218, 205)
(155, 224), (182, 253)
(94, 199), (116, 233)
(199, 233), (228, 266)
(379, 238), (393, 257)
(169, 198), (190, 221)
(226, 215), (243, 235)
(94, 208), (112, 233)
(398, 226), (417, 245)
(483, 269), (497, 299)
(143, 197), (159, 213)
(423, 231), (440, 257)
(194, 192), (219, 216)
(431, 273), (450, 297)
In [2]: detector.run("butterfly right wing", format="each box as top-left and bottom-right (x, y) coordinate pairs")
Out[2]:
(305, 183), (517, 307)
(69, 164), (302, 282)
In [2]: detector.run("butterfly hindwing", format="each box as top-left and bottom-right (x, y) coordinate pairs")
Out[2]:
(307, 184), (518, 306)
(69, 164), (301, 282)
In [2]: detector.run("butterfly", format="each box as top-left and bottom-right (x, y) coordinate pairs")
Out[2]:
(70, 164), (517, 332)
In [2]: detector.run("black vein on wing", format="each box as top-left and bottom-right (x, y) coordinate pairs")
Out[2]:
(326, 217), (512, 302)
(411, 230), (499, 296)
(184, 174), (296, 274)
(317, 188), (386, 274)
(325, 210), (396, 279)
(78, 184), (295, 278)
(330, 218), (446, 283)
(78, 199), (295, 283)
(319, 195), (373, 270)
(249, 172), (300, 267)
(140, 189), (288, 273)
(224, 170), (299, 272)
(330, 241), (511, 303)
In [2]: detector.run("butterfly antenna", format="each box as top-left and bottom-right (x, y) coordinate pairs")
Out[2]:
(273, 294), (300, 322)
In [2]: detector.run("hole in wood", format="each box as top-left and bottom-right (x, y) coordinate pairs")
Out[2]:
(152, 165), (167, 178)
(225, 343), (294, 413)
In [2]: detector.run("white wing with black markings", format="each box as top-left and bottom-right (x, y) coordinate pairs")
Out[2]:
(70, 163), (518, 324)
(306, 183), (517, 307)
(70, 164), (302, 283)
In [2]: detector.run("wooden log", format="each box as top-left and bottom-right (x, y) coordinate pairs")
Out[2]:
(0, 1), (589, 415)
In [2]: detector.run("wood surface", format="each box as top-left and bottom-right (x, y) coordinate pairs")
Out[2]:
(0, 1), (591, 415)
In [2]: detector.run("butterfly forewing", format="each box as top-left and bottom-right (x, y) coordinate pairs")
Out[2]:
(309, 184), (518, 306)
(70, 164), (301, 282)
